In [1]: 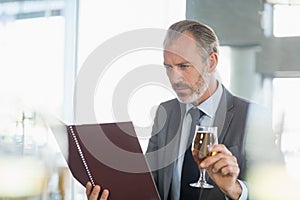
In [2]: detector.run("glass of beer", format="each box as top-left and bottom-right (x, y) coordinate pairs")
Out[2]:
(190, 125), (218, 188)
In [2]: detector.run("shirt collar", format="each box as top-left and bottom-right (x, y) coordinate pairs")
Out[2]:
(186, 82), (223, 119)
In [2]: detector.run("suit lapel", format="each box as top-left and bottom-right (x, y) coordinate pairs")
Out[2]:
(199, 87), (235, 200)
(213, 87), (234, 144)
(162, 101), (186, 199)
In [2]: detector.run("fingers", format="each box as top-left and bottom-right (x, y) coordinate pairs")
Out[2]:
(198, 144), (242, 198)
(192, 149), (202, 165)
(85, 182), (109, 200)
(99, 189), (109, 200)
(200, 144), (239, 176)
(85, 182), (93, 197)
(87, 183), (100, 200)
(209, 144), (232, 156)
(210, 157), (239, 176)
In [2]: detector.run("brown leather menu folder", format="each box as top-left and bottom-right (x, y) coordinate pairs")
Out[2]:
(49, 120), (160, 200)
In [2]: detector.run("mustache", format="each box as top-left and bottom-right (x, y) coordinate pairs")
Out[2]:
(172, 82), (192, 90)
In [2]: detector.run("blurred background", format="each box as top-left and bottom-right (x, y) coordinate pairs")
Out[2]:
(0, 0), (300, 199)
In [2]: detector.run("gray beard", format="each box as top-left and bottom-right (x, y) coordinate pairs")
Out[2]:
(177, 71), (211, 105)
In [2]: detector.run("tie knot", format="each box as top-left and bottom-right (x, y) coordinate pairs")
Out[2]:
(188, 107), (202, 123)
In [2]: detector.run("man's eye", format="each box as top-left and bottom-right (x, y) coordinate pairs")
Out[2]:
(164, 65), (172, 70)
(178, 64), (191, 69)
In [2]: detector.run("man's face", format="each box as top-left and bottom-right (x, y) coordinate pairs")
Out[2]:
(163, 32), (212, 105)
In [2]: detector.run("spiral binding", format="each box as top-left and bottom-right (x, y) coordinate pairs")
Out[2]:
(68, 125), (95, 187)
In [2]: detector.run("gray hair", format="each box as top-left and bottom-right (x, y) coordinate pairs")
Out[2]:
(164, 20), (219, 59)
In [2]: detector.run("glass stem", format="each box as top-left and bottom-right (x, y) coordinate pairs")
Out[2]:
(199, 168), (206, 183)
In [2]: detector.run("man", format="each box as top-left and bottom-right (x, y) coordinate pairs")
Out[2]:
(86, 20), (280, 200)
(144, 20), (247, 200)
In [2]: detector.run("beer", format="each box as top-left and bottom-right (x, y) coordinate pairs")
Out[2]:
(191, 131), (217, 165)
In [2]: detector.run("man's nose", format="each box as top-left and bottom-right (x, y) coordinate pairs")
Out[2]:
(168, 67), (184, 82)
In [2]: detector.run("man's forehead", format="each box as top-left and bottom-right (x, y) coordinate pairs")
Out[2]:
(163, 36), (201, 64)
(163, 51), (189, 64)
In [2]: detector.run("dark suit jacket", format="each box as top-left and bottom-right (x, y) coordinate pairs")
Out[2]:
(146, 86), (251, 200)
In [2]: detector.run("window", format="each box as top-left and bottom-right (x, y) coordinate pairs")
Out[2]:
(77, 0), (186, 153)
(0, 17), (64, 113)
(273, 5), (300, 37)
(273, 78), (300, 179)
(0, 0), (66, 198)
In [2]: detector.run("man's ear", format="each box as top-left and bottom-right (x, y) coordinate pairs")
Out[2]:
(208, 52), (218, 73)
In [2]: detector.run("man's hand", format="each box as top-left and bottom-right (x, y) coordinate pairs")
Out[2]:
(85, 182), (109, 200)
(200, 144), (242, 200)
